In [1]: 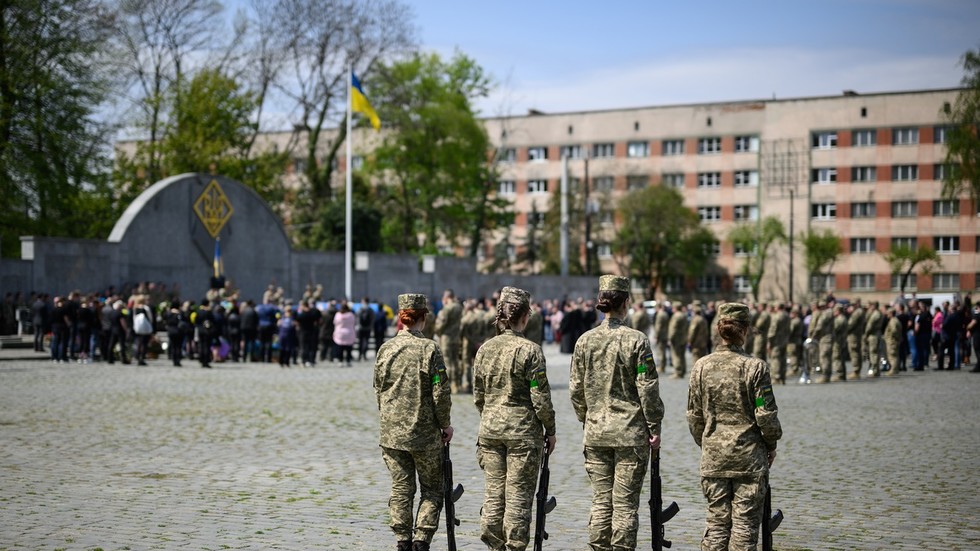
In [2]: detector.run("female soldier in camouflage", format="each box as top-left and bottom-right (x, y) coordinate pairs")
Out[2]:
(570, 275), (664, 551)
(374, 294), (453, 551)
(687, 303), (782, 551)
(474, 286), (557, 551)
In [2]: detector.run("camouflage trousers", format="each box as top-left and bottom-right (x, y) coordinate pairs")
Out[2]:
(654, 339), (669, 373)
(831, 342), (847, 381)
(670, 344), (687, 377)
(885, 343), (901, 376)
(786, 344), (799, 375)
(752, 338), (767, 362)
(818, 338), (833, 382)
(462, 340), (479, 394)
(846, 336), (863, 377)
(440, 336), (464, 393)
(769, 346), (787, 383)
(700, 474), (766, 551)
(865, 335), (881, 375)
(584, 445), (648, 551)
(381, 446), (443, 543)
(477, 438), (541, 551)
(691, 347), (707, 367)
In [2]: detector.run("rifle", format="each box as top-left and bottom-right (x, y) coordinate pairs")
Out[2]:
(533, 440), (557, 551)
(443, 442), (464, 551)
(761, 481), (784, 551)
(650, 449), (679, 550)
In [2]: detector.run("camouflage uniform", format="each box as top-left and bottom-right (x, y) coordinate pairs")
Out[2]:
(474, 287), (556, 551)
(846, 305), (865, 378)
(687, 303), (782, 551)
(883, 313), (902, 376)
(744, 308), (757, 357)
(668, 307), (689, 378)
(752, 306), (770, 361)
(767, 307), (789, 384)
(374, 294), (452, 546)
(460, 304), (485, 393)
(864, 305), (883, 376)
(570, 276), (664, 551)
(629, 305), (651, 339)
(653, 308), (671, 373)
(813, 307), (834, 383)
(832, 307), (848, 381)
(787, 311), (803, 376)
(524, 309), (545, 346)
(688, 310), (710, 365)
(435, 296), (464, 393)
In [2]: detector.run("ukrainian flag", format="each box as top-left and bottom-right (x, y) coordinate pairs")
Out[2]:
(351, 72), (381, 130)
(213, 238), (223, 278)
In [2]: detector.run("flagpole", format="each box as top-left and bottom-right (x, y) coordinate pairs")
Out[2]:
(345, 63), (353, 302)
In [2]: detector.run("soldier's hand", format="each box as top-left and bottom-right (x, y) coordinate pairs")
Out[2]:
(767, 449), (777, 467)
(545, 434), (556, 455)
(442, 426), (454, 443)
(649, 434), (661, 450)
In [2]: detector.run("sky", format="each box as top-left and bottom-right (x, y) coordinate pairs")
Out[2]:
(406, 0), (979, 116)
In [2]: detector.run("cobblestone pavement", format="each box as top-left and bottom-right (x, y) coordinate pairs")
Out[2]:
(1, 345), (978, 551)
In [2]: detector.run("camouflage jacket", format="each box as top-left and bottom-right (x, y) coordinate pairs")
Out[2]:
(374, 329), (451, 451)
(688, 314), (709, 349)
(846, 307), (865, 337)
(865, 309), (883, 337)
(884, 316), (903, 347)
(768, 311), (790, 348)
(788, 317), (803, 347)
(653, 310), (670, 341)
(474, 329), (556, 441)
(687, 344), (782, 477)
(630, 310), (651, 336)
(813, 309), (834, 342)
(434, 301), (463, 340)
(570, 318), (664, 447)
(668, 311), (689, 347)
(524, 310), (545, 346)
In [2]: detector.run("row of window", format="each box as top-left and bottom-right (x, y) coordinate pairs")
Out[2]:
(507, 135), (761, 162)
(498, 170), (761, 195)
(659, 272), (972, 293)
(812, 126), (949, 149)
(812, 164), (953, 183)
(848, 236), (964, 254)
(811, 200), (972, 221)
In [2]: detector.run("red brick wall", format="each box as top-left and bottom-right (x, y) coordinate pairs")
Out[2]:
(685, 138), (698, 156)
(518, 148), (529, 163)
(721, 136), (734, 154)
(962, 234), (976, 253)
(918, 273), (933, 291)
(876, 236), (890, 253)
(874, 273), (890, 291)
(838, 130), (852, 148)
(877, 128), (891, 146)
(917, 199), (931, 217)
(836, 273), (849, 291)
(685, 172), (697, 189)
(920, 163), (934, 181)
(920, 126), (934, 144)
(876, 201), (891, 219)
(721, 205), (733, 222)
(517, 179), (527, 194)
(615, 142), (627, 158)
(960, 198), (974, 217)
(838, 202), (850, 219)
(721, 171), (733, 188)
(838, 166), (851, 183)
(650, 140), (661, 157)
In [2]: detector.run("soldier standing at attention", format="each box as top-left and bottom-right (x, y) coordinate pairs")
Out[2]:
(752, 303), (770, 361)
(570, 275), (664, 551)
(629, 301), (652, 339)
(434, 289), (464, 393)
(813, 301), (834, 383)
(668, 303), (689, 379)
(688, 304), (710, 365)
(459, 299), (484, 393)
(473, 286), (556, 551)
(767, 303), (790, 384)
(846, 301), (865, 379)
(653, 301), (671, 374)
(374, 294), (452, 551)
(883, 306), (903, 377)
(687, 303), (782, 551)
(864, 301), (883, 377)
(524, 301), (545, 346)
(831, 304), (848, 382)
(786, 306), (803, 377)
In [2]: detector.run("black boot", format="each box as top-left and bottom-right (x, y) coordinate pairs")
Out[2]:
(396, 541), (412, 551)
(412, 542), (430, 551)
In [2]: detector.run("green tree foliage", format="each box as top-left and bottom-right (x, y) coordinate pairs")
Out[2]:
(539, 177), (584, 276)
(612, 185), (715, 297)
(0, 0), (118, 256)
(883, 245), (942, 295)
(365, 52), (511, 254)
(942, 47), (980, 205)
(728, 216), (787, 302)
(801, 229), (843, 295)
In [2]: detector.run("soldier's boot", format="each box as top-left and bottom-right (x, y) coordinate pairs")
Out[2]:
(412, 541), (430, 551)
(396, 541), (412, 551)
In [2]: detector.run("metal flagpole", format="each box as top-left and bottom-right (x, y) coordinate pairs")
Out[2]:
(345, 63), (353, 301)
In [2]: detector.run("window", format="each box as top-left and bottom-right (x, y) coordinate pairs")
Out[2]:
(892, 127), (919, 145)
(351, 155), (364, 170)
(934, 163), (955, 181)
(498, 180), (515, 195)
(662, 140), (684, 156)
(527, 179), (548, 194)
(850, 273), (875, 290)
(499, 148), (516, 162)
(697, 274), (721, 292)
(560, 145), (582, 159)
(698, 206), (721, 222)
(850, 237), (876, 253)
(851, 202), (876, 218)
(734, 135), (760, 153)
(567, 177), (581, 193)
(593, 176), (614, 192)
(891, 201), (917, 217)
(734, 170), (759, 187)
(891, 236), (917, 250)
(733, 275), (753, 293)
(933, 273), (960, 290)
(662, 276), (683, 293)
(528, 147), (548, 162)
(812, 203), (837, 220)
(627, 175), (648, 190)
(698, 137), (721, 154)
(697, 172), (721, 188)
(934, 236), (960, 254)
(852, 166), (876, 182)
(891, 274), (917, 291)
(812, 131), (838, 149)
(811, 274), (835, 293)
(735, 242), (759, 256)
(853, 129), (877, 147)
(703, 241), (720, 256)
(892, 165), (918, 181)
(599, 210), (614, 226)
(662, 173), (685, 188)
(597, 243), (612, 259)
(812, 168), (838, 184)
(627, 141), (649, 158)
(933, 200), (959, 217)
(934, 126), (950, 144)
(292, 158), (307, 174)
(734, 204), (759, 221)
(592, 143), (615, 158)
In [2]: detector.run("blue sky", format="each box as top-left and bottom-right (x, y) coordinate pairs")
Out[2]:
(408, 0), (979, 115)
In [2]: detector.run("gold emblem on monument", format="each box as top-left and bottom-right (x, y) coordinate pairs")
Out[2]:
(193, 179), (234, 238)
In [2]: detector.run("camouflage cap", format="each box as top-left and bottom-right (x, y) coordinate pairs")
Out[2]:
(498, 286), (530, 308)
(717, 302), (749, 323)
(598, 274), (630, 292)
(398, 293), (428, 311)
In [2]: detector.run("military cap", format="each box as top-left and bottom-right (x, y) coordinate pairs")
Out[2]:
(598, 274), (630, 292)
(692, 299), (703, 307)
(398, 293), (428, 311)
(717, 302), (750, 323)
(499, 286), (530, 307)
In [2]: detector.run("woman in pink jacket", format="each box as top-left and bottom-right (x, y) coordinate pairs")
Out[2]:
(333, 302), (357, 366)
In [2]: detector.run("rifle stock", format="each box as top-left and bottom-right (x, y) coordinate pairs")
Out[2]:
(650, 449), (678, 550)
(443, 443), (463, 551)
(762, 481), (783, 551)
(533, 440), (556, 551)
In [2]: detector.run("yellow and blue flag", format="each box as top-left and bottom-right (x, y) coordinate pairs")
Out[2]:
(213, 238), (223, 278)
(351, 72), (380, 130)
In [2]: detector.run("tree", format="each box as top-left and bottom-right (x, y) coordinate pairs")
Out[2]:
(801, 229), (843, 296)
(367, 52), (511, 255)
(884, 245), (942, 296)
(942, 47), (980, 205)
(0, 0), (118, 256)
(612, 185), (715, 297)
(728, 216), (787, 302)
(538, 176), (585, 276)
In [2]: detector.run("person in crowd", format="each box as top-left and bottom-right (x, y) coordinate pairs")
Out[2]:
(357, 297), (376, 362)
(132, 296), (155, 366)
(434, 290), (463, 392)
(76, 296), (96, 364)
(277, 307), (298, 368)
(668, 303), (689, 379)
(31, 293), (47, 352)
(225, 301), (242, 362)
(297, 299), (322, 367)
(333, 301), (356, 366)
(166, 302), (185, 367)
(49, 296), (70, 363)
(255, 296), (279, 363)
(240, 300), (258, 362)
(196, 299), (215, 368)
(319, 300), (338, 362)
(653, 301), (671, 374)
(846, 300), (865, 378)
(107, 300), (129, 365)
